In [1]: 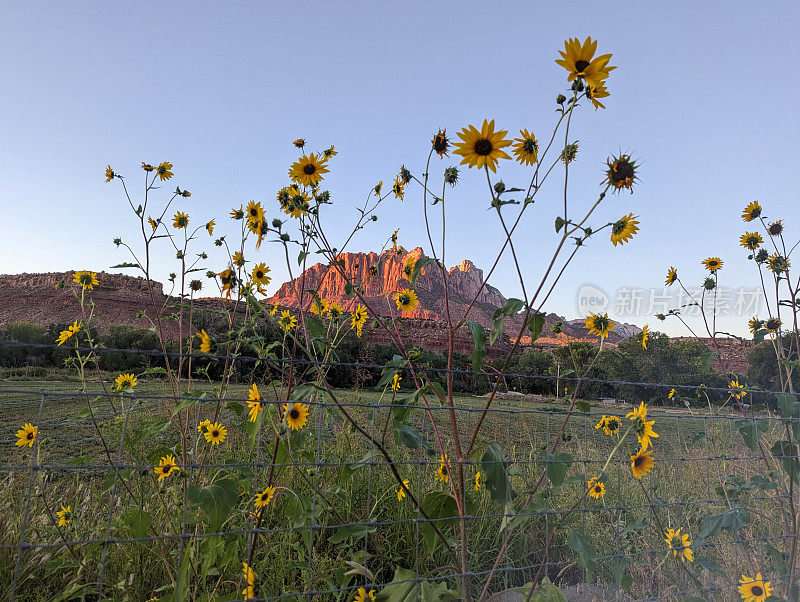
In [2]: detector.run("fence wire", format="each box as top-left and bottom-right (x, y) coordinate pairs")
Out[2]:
(1, 340), (799, 601)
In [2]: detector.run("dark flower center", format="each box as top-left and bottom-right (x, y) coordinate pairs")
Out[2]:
(752, 586), (763, 596)
(474, 139), (493, 156)
(27, 432), (34, 439)
(212, 430), (219, 437)
(523, 139), (538, 154)
(303, 163), (316, 175)
(634, 456), (644, 467)
(256, 271), (264, 279)
(575, 60), (590, 72)
(290, 409), (299, 419)
(612, 160), (635, 181)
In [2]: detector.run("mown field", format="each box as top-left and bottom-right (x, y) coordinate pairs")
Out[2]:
(0, 375), (788, 600)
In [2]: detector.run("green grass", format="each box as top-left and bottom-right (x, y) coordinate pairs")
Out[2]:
(0, 377), (790, 600)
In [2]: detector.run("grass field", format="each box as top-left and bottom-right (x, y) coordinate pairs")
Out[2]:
(0, 375), (790, 600)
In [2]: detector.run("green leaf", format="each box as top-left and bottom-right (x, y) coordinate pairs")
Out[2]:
(482, 443), (513, 504)
(736, 419), (766, 451)
(344, 282), (355, 297)
(410, 256), (435, 287)
(772, 440), (800, 483)
(574, 401), (590, 413)
(527, 312), (546, 343)
(142, 367), (168, 375)
(375, 567), (459, 602)
(695, 556), (725, 578)
(394, 425), (434, 456)
(419, 492), (460, 553)
(465, 320), (486, 372)
(555, 216), (565, 233)
(328, 524), (376, 545)
(546, 452), (573, 487)
(766, 543), (788, 576)
(567, 529), (595, 580)
(172, 391), (209, 415)
(518, 579), (568, 602)
(122, 509), (152, 538)
(699, 348), (716, 372)
(187, 479), (238, 530)
(611, 556), (632, 591)
(298, 251), (309, 266)
(504, 497), (547, 531)
(490, 298), (524, 346)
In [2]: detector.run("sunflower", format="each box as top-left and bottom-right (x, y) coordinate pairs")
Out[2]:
(278, 310), (297, 332)
(141, 162), (155, 172)
(283, 402), (310, 430)
(610, 213), (639, 247)
(767, 253), (790, 274)
(403, 256), (415, 280)
(665, 267), (678, 286)
(587, 81), (610, 110)
(154, 454), (179, 482)
(230, 205), (244, 220)
(627, 402), (659, 451)
(197, 419), (211, 434)
(748, 318), (763, 335)
(603, 415), (620, 436)
(555, 37), (615, 89)
(701, 257), (723, 273)
(323, 145), (337, 158)
(738, 573), (772, 602)
(453, 119), (512, 172)
(172, 211), (189, 229)
(765, 318), (781, 333)
(729, 379), (747, 400)
(205, 220), (215, 236)
(254, 485), (276, 509)
(15, 423), (37, 448)
(56, 505), (72, 527)
(664, 528), (694, 563)
(768, 220), (783, 236)
(251, 263), (271, 287)
(354, 588), (376, 602)
(309, 298), (329, 316)
(395, 289), (419, 313)
(474, 471), (483, 491)
(640, 324), (649, 350)
(561, 142), (579, 164)
(584, 313), (615, 339)
(740, 201), (762, 222)
(511, 129), (539, 166)
(289, 153), (329, 187)
(631, 449), (654, 480)
(368, 264), (379, 278)
(196, 329), (211, 353)
(292, 138), (305, 148)
(668, 388), (676, 399)
(327, 301), (344, 319)
(104, 165), (115, 182)
(279, 185), (311, 219)
(156, 161), (174, 181)
(431, 128), (450, 158)
(56, 320), (81, 346)
(203, 422), (227, 445)
(604, 154), (638, 193)
(374, 181), (383, 196)
(392, 175), (405, 200)
(391, 373), (402, 392)
(73, 271), (99, 291)
(242, 562), (256, 600)
(435, 454), (450, 484)
(218, 268), (236, 297)
(739, 231), (763, 250)
(115, 373), (137, 391)
(246, 200), (264, 228)
(594, 415), (608, 432)
(269, 304), (279, 316)
(351, 305), (368, 337)
(247, 383), (263, 422)
(397, 478), (411, 502)
(587, 477), (605, 499)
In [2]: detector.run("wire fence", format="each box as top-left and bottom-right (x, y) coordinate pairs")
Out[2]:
(1, 340), (798, 601)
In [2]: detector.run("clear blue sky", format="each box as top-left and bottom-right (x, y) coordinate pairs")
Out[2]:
(2, 1), (798, 337)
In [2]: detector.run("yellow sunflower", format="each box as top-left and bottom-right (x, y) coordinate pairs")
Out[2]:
(56, 505), (72, 527)
(664, 528), (693, 563)
(765, 318), (781, 333)
(206, 220), (215, 236)
(148, 216), (158, 231)
(738, 573), (771, 602)
(748, 318), (763, 335)
(587, 477), (605, 499)
(602, 415), (620, 436)
(289, 153), (329, 187)
(246, 200), (264, 228)
(474, 471), (483, 491)
(584, 313), (615, 339)
(252, 263), (271, 286)
(105, 165), (115, 182)
(453, 119), (512, 172)
(555, 37), (615, 89)
(741, 201), (762, 222)
(610, 213), (639, 246)
(631, 449), (654, 480)
(73, 271), (99, 291)
(172, 211), (189, 229)
(278, 185), (311, 219)
(435, 454), (450, 484)
(141, 162), (155, 172)
(242, 562), (256, 600)
(15, 423), (37, 448)
(283, 402), (310, 430)
(115, 373), (137, 390)
(154, 454), (179, 482)
(197, 419), (211, 434)
(203, 422), (227, 445)
(230, 205), (244, 220)
(701, 257), (723, 273)
(729, 379), (747, 400)
(767, 253), (790, 274)
(626, 402), (658, 450)
(668, 388), (676, 399)
(391, 373), (402, 392)
(587, 81), (610, 110)
(665, 266), (678, 286)
(739, 231), (763, 250)
(351, 305), (368, 337)
(278, 310), (297, 332)
(327, 301), (344, 319)
(196, 329), (211, 353)
(392, 175), (405, 200)
(247, 383), (262, 422)
(395, 289), (419, 313)
(218, 268), (236, 298)
(604, 155), (638, 193)
(157, 161), (174, 181)
(56, 320), (81, 346)
(254, 485), (276, 509)
(309, 298), (329, 316)
(397, 478), (411, 502)
(511, 129), (539, 166)
(432, 128), (450, 157)
(640, 324), (649, 350)
(354, 588), (376, 602)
